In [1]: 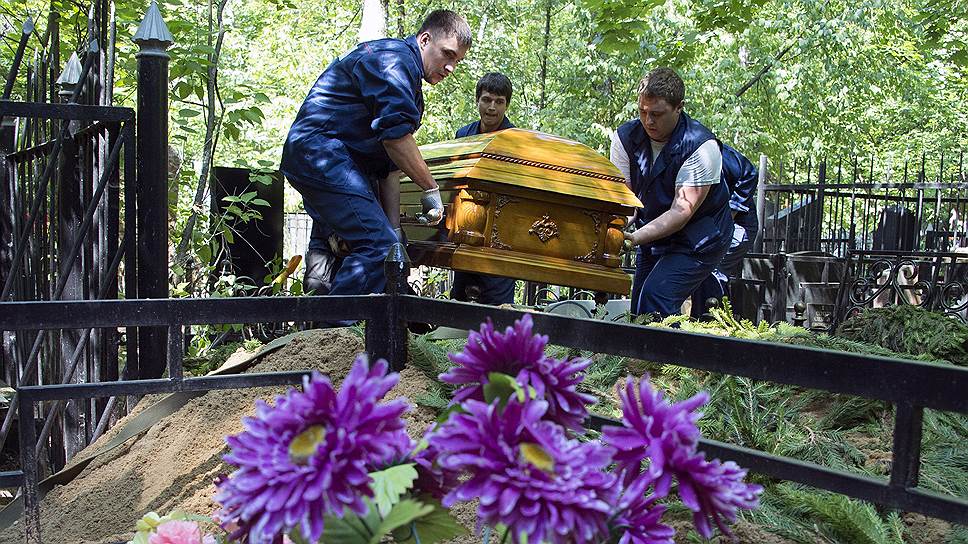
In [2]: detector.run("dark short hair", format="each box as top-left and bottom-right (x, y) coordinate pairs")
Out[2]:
(476, 72), (512, 102)
(418, 10), (473, 50)
(637, 67), (685, 106)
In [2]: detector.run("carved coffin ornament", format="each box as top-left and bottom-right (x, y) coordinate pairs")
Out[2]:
(529, 215), (560, 243)
(400, 129), (643, 295)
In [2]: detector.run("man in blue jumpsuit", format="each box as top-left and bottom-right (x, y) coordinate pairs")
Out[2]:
(451, 72), (517, 305)
(609, 67), (733, 318)
(280, 10), (472, 298)
(690, 144), (759, 317)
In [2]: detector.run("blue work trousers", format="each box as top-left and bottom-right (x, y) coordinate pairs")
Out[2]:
(452, 272), (516, 305)
(631, 237), (730, 318)
(288, 170), (397, 298)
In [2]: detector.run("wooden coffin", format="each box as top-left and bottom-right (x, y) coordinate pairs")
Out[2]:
(399, 128), (642, 295)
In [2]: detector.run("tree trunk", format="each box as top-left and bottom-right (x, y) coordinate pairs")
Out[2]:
(359, 0), (387, 42)
(538, 0), (553, 130)
(174, 0), (229, 271)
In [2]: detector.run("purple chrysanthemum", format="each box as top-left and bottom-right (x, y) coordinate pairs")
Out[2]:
(674, 454), (763, 539)
(603, 375), (708, 492)
(613, 489), (675, 544)
(428, 397), (617, 543)
(440, 314), (597, 430)
(603, 375), (761, 539)
(412, 423), (461, 500)
(215, 356), (412, 543)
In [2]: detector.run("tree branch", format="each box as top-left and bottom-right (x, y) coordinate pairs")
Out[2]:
(174, 0), (229, 270)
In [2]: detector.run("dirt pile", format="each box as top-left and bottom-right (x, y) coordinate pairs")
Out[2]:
(0, 328), (446, 544)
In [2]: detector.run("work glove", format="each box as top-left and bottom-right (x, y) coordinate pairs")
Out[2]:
(417, 187), (444, 226)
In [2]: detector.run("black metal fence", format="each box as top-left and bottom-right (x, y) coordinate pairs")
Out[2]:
(759, 153), (968, 257)
(832, 249), (968, 328)
(0, 6), (140, 476)
(1, 251), (966, 542)
(0, 100), (134, 469)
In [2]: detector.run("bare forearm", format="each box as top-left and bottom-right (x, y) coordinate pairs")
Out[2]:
(382, 134), (437, 190)
(380, 172), (402, 227)
(627, 208), (692, 246)
(627, 184), (711, 246)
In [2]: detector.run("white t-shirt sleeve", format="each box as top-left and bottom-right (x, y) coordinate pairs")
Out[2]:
(609, 131), (632, 186)
(676, 139), (722, 187)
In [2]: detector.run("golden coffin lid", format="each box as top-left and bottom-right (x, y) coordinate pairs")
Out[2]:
(403, 128), (642, 213)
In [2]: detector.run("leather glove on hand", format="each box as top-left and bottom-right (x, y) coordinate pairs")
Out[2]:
(418, 187), (444, 225)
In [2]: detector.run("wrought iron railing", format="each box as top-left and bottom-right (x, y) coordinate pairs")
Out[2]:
(833, 250), (968, 328)
(1, 251), (966, 542)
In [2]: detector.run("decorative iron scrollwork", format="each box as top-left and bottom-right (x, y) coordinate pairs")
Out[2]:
(837, 251), (968, 327)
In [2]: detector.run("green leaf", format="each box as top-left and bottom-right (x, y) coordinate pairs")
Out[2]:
(251, 198), (271, 207)
(435, 402), (467, 424)
(321, 507), (378, 544)
(179, 108), (201, 118)
(368, 499), (435, 544)
(368, 463), (418, 517)
(198, 243), (212, 264)
(483, 372), (525, 407)
(392, 499), (467, 544)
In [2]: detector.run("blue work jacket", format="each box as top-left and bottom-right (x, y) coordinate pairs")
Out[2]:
(281, 36), (425, 187)
(721, 144), (759, 232)
(617, 113), (732, 254)
(454, 116), (514, 138)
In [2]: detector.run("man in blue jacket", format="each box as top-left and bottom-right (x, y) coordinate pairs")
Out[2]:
(281, 10), (472, 299)
(690, 144), (759, 317)
(451, 72), (517, 305)
(609, 68), (733, 318)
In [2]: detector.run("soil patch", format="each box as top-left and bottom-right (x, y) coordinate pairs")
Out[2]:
(0, 328), (371, 544)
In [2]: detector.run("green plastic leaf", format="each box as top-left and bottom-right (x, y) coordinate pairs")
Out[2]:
(483, 372), (525, 407)
(320, 510), (377, 544)
(435, 402), (467, 424)
(368, 463), (418, 517)
(392, 499), (467, 544)
(368, 499), (435, 544)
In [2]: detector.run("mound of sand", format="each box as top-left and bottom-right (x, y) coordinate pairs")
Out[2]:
(0, 328), (456, 544)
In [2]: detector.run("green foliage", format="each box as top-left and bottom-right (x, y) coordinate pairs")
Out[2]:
(776, 484), (906, 544)
(316, 467), (463, 543)
(392, 499), (468, 543)
(408, 334), (461, 409)
(369, 463), (419, 517)
(836, 306), (968, 366)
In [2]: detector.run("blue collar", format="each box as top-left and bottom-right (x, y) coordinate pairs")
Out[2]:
(404, 35), (425, 80)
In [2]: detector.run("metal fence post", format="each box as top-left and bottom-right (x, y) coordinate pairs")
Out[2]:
(133, 1), (173, 379)
(366, 243), (409, 371)
(17, 392), (41, 543)
(890, 402), (924, 489)
(56, 52), (86, 462)
(754, 153), (767, 252)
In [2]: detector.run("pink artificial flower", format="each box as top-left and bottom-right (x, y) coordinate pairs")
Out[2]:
(149, 520), (215, 544)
